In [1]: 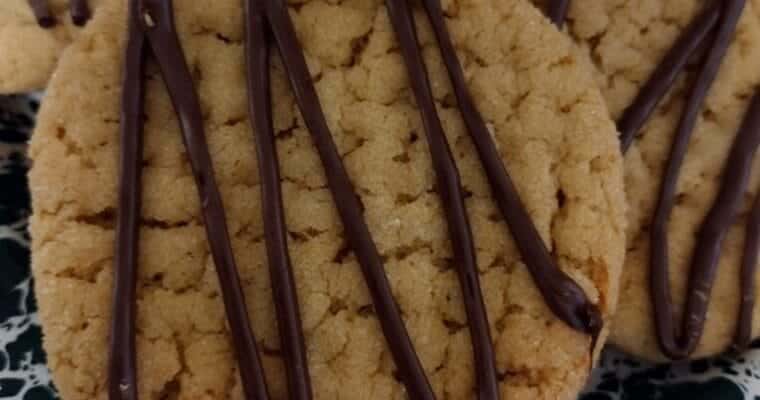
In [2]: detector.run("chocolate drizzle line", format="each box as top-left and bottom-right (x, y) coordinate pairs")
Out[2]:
(28, 0), (91, 28)
(108, 0), (608, 396)
(615, 0), (760, 359)
(254, 0), (434, 397)
(70, 0), (91, 26)
(618, 2), (721, 152)
(652, 85), (760, 358)
(108, 1), (144, 398)
(418, 0), (602, 338)
(737, 185), (760, 350)
(109, 1), (271, 399)
(244, 0), (313, 398)
(546, 0), (570, 28)
(384, 0), (499, 398)
(675, 89), (760, 356)
(648, 0), (745, 360)
(27, 0), (55, 28)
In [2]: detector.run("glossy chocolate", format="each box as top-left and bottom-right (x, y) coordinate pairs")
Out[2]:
(546, 0), (570, 28)
(618, 3), (721, 152)
(108, 1), (144, 398)
(420, 0), (602, 338)
(244, 0), (313, 398)
(28, 0), (91, 27)
(110, 1), (271, 399)
(70, 0), (91, 26)
(737, 180), (760, 350)
(610, 0), (760, 359)
(254, 0), (436, 397)
(384, 0), (499, 397)
(660, 86), (760, 357)
(648, 0), (746, 360)
(28, 0), (55, 27)
(109, 0), (607, 397)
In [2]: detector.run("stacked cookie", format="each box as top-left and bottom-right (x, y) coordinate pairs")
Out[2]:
(543, 0), (760, 362)
(6, 0), (759, 398)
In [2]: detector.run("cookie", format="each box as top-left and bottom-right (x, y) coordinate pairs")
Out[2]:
(0, 0), (94, 93)
(543, 0), (760, 361)
(28, 0), (625, 398)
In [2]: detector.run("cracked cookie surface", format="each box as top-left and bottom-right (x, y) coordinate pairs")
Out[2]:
(29, 0), (625, 398)
(0, 0), (99, 93)
(546, 0), (760, 361)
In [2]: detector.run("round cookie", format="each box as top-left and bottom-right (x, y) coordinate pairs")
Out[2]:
(0, 0), (97, 93)
(28, 0), (625, 399)
(546, 0), (760, 361)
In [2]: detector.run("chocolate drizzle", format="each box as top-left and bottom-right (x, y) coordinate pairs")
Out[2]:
(245, 0), (434, 398)
(70, 0), (91, 26)
(618, 2), (721, 152)
(419, 0), (602, 338)
(737, 188), (760, 350)
(613, 0), (760, 359)
(384, 0), (499, 397)
(110, 1), (271, 399)
(27, 0), (55, 28)
(244, 0), (312, 399)
(27, 0), (91, 27)
(647, 0), (745, 359)
(109, 0), (606, 397)
(108, 1), (144, 398)
(660, 87), (760, 357)
(546, 0), (570, 28)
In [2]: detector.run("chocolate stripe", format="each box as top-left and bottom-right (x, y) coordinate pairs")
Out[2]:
(71, 0), (91, 26)
(420, 0), (602, 336)
(384, 0), (499, 398)
(137, 1), (271, 398)
(618, 3), (721, 152)
(27, 0), (92, 28)
(546, 0), (570, 28)
(27, 0), (55, 28)
(649, 0), (746, 360)
(244, 0), (313, 398)
(260, 0), (435, 397)
(680, 90), (760, 355)
(737, 181), (760, 350)
(108, 1), (145, 398)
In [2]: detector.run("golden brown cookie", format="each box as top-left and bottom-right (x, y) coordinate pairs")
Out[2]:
(0, 0), (97, 93)
(543, 0), (760, 361)
(28, 0), (625, 398)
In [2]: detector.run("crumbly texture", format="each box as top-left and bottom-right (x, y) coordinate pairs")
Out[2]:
(546, 0), (760, 361)
(29, 0), (625, 398)
(0, 0), (100, 93)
